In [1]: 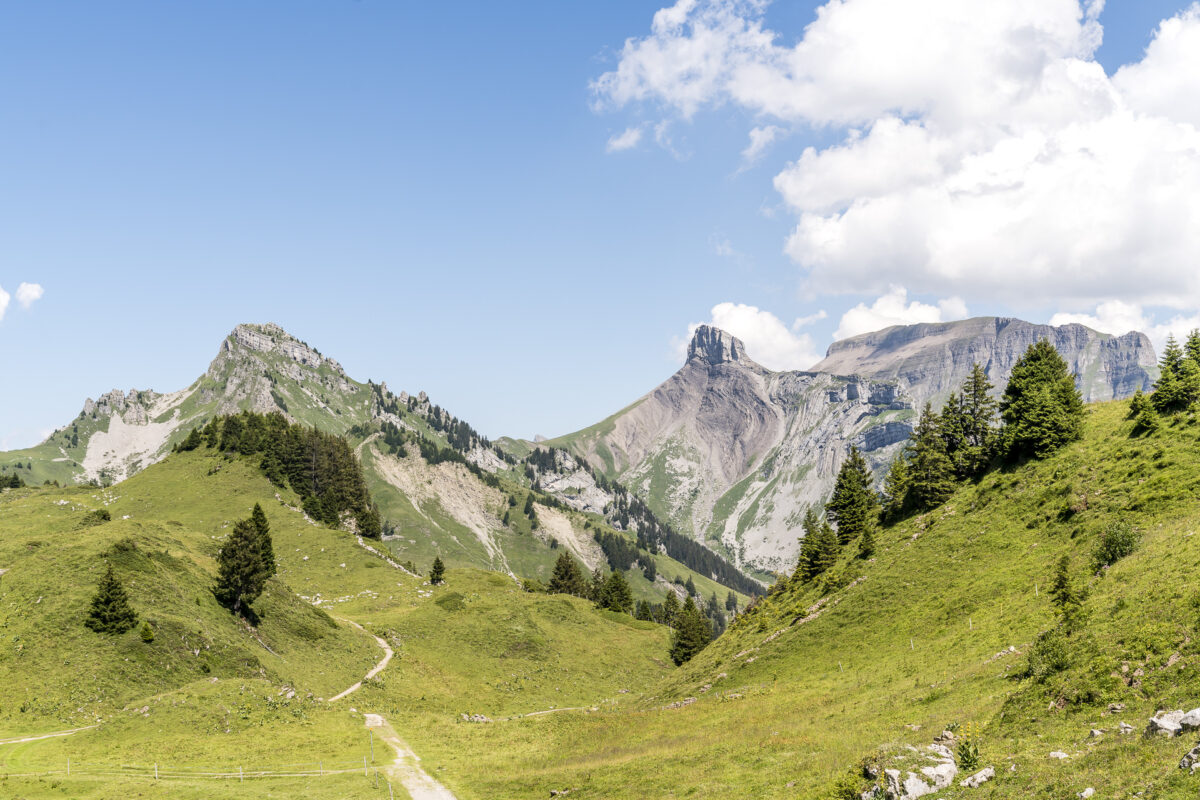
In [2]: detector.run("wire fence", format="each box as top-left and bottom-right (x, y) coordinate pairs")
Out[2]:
(1, 757), (382, 781)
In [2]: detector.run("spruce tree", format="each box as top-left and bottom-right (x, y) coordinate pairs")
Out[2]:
(826, 446), (878, 545)
(908, 403), (956, 511)
(549, 552), (587, 596)
(881, 456), (911, 520)
(669, 597), (712, 665)
(635, 600), (653, 621)
(597, 570), (634, 613)
(429, 556), (446, 585)
(1049, 554), (1082, 627)
(957, 363), (997, 476)
(725, 590), (737, 613)
(214, 519), (271, 615)
(857, 525), (875, 559)
(589, 567), (605, 602)
(1000, 340), (1085, 459)
(250, 503), (276, 578)
(685, 575), (697, 597)
(1129, 390), (1159, 432)
(662, 590), (681, 628)
(85, 564), (138, 634)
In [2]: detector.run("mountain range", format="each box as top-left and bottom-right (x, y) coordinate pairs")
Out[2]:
(0, 317), (1158, 578)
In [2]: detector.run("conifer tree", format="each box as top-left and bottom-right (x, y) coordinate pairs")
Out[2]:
(826, 446), (878, 545)
(685, 575), (697, 597)
(908, 403), (957, 511)
(589, 567), (605, 602)
(725, 590), (737, 613)
(214, 519), (271, 615)
(597, 570), (634, 613)
(548, 552), (588, 597)
(662, 590), (681, 628)
(1152, 335), (1188, 413)
(250, 503), (276, 578)
(669, 597), (712, 665)
(1129, 389), (1159, 432)
(635, 600), (654, 621)
(85, 564), (138, 634)
(1049, 554), (1082, 627)
(881, 456), (911, 520)
(857, 525), (875, 559)
(1000, 340), (1085, 459)
(429, 556), (446, 585)
(957, 363), (997, 475)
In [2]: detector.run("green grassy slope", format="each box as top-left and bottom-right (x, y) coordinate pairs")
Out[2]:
(0, 445), (678, 798)
(390, 401), (1200, 798)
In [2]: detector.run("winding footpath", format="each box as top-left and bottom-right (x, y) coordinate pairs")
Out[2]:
(327, 618), (393, 703)
(328, 617), (458, 799)
(0, 726), (96, 746)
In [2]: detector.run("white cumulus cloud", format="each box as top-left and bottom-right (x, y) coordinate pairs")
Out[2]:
(606, 126), (645, 152)
(0, 285), (9, 321)
(834, 286), (968, 340)
(678, 301), (823, 370)
(742, 125), (784, 164)
(16, 282), (43, 310)
(596, 1), (1200, 316)
(1050, 300), (1200, 355)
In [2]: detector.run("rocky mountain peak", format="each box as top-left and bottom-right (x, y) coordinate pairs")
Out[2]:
(222, 323), (345, 375)
(687, 325), (755, 367)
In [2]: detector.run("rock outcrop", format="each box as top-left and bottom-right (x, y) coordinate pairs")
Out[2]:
(550, 326), (913, 569)
(813, 316), (1157, 405)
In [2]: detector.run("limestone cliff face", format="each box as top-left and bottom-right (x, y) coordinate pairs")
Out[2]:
(552, 326), (913, 571)
(555, 318), (1158, 573)
(813, 317), (1157, 405)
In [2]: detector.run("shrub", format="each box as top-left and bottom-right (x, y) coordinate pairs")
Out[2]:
(1092, 520), (1140, 571)
(139, 621), (155, 643)
(1023, 628), (1072, 682)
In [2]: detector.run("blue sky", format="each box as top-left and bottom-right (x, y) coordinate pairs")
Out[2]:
(2, 0), (1198, 448)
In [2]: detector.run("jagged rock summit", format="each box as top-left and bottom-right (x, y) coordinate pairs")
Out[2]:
(687, 324), (761, 369)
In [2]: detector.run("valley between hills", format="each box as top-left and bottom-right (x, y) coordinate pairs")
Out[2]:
(5, 320), (1200, 799)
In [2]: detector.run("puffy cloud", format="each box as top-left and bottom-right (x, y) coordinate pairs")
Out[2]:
(606, 126), (644, 152)
(742, 124), (784, 163)
(834, 286), (968, 340)
(597, 1), (1200, 314)
(0, 285), (9, 321)
(16, 282), (43, 310)
(1050, 300), (1200, 354)
(678, 301), (823, 370)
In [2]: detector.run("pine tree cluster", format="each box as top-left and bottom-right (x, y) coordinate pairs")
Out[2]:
(192, 412), (382, 538)
(1136, 330), (1200, 426)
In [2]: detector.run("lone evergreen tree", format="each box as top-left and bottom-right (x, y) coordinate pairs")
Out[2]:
(429, 556), (446, 585)
(548, 552), (588, 597)
(725, 590), (737, 613)
(214, 519), (271, 616)
(685, 575), (697, 597)
(589, 567), (605, 602)
(1000, 340), (1085, 459)
(669, 597), (712, 665)
(826, 446), (878, 545)
(85, 564), (138, 634)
